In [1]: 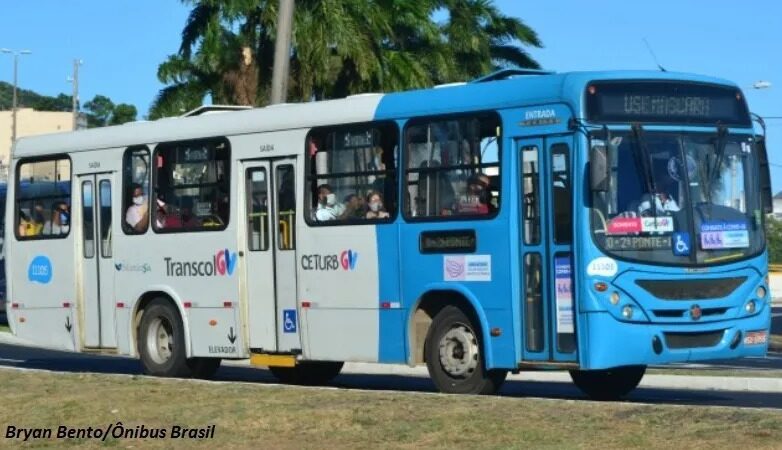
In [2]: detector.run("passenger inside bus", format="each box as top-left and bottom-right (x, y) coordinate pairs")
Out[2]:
(154, 197), (168, 229)
(18, 210), (33, 237)
(165, 197), (201, 228)
(43, 201), (70, 235)
(125, 183), (149, 232)
(365, 191), (390, 219)
(341, 194), (366, 220)
(456, 173), (492, 215)
(314, 184), (344, 221)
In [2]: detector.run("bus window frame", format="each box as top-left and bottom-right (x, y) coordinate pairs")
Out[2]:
(401, 110), (502, 223)
(304, 120), (400, 228)
(151, 136), (232, 234)
(14, 154), (73, 241)
(121, 145), (151, 236)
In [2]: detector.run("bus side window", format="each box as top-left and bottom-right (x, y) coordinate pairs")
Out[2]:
(122, 147), (150, 235)
(551, 144), (572, 244)
(306, 122), (398, 225)
(15, 158), (71, 240)
(521, 146), (540, 245)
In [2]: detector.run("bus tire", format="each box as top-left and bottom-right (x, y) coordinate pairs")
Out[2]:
(424, 305), (507, 395)
(187, 358), (221, 379)
(137, 299), (190, 377)
(569, 365), (646, 400)
(268, 361), (344, 385)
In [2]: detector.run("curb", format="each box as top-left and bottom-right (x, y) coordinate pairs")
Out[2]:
(2, 332), (782, 393)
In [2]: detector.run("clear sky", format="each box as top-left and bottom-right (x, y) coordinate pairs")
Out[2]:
(1, 1), (780, 191)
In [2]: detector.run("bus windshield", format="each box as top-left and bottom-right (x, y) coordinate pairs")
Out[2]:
(590, 131), (764, 266)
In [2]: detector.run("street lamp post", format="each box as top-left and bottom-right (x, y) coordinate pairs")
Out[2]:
(1, 48), (32, 144)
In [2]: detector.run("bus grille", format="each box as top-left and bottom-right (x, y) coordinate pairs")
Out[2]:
(636, 277), (746, 300)
(663, 331), (724, 349)
(652, 307), (729, 319)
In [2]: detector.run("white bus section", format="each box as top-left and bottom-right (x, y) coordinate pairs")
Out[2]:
(5, 95), (383, 366)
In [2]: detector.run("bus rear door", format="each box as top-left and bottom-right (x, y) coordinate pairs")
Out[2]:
(241, 158), (301, 353)
(518, 136), (577, 363)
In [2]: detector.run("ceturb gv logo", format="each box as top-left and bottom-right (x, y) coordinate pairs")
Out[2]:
(340, 250), (358, 271)
(164, 249), (238, 277)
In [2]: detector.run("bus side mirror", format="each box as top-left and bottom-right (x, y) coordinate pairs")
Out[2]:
(590, 145), (609, 192)
(757, 137), (773, 214)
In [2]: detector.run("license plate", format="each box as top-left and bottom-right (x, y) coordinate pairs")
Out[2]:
(743, 331), (768, 345)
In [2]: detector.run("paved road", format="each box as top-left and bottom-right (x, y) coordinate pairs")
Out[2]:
(2, 342), (782, 410)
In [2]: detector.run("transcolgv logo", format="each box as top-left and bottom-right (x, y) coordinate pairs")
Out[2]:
(164, 249), (237, 277)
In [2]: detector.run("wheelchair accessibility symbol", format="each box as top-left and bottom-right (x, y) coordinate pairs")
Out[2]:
(672, 232), (690, 256)
(283, 309), (297, 333)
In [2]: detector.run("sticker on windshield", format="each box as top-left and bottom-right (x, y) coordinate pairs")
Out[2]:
(700, 221), (749, 249)
(607, 217), (641, 235)
(641, 217), (674, 233)
(672, 232), (691, 256)
(667, 155), (696, 182)
(587, 257), (618, 277)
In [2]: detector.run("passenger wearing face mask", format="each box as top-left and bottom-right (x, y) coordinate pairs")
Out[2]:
(125, 183), (149, 232)
(365, 191), (390, 219)
(43, 202), (70, 235)
(314, 184), (344, 221)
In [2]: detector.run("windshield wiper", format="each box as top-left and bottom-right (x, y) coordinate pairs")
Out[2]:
(630, 123), (657, 218)
(705, 125), (728, 203)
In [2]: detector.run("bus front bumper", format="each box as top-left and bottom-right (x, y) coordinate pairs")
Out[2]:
(580, 308), (771, 370)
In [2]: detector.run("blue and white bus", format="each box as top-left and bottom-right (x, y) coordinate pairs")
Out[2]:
(5, 70), (773, 399)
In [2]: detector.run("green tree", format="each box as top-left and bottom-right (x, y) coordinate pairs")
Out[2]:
(109, 104), (138, 125)
(83, 95), (115, 127)
(768, 216), (782, 264)
(150, 0), (542, 117)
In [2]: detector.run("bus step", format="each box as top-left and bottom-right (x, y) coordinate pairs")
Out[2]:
(250, 353), (297, 368)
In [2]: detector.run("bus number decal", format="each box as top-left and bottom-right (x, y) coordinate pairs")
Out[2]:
(586, 257), (618, 278)
(28, 255), (53, 284)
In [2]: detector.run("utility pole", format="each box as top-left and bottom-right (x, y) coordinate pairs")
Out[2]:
(270, 0), (295, 104)
(1, 48), (32, 144)
(68, 59), (83, 130)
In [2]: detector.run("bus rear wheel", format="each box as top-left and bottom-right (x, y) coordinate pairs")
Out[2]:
(425, 306), (507, 395)
(187, 358), (222, 379)
(269, 361), (344, 385)
(138, 299), (190, 377)
(569, 365), (646, 400)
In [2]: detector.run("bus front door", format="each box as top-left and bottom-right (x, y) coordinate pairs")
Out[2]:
(519, 137), (577, 363)
(78, 174), (116, 348)
(242, 158), (301, 353)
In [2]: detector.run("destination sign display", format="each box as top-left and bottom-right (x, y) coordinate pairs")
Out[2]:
(586, 81), (751, 126)
(420, 229), (476, 254)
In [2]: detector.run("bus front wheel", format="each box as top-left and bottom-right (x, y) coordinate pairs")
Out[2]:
(424, 306), (507, 395)
(269, 361), (344, 385)
(569, 365), (646, 400)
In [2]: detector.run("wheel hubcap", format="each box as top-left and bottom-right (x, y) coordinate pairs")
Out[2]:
(438, 323), (479, 378)
(147, 317), (174, 365)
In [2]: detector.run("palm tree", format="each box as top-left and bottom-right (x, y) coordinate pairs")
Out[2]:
(149, 0), (542, 118)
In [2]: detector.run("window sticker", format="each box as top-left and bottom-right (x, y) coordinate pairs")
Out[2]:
(700, 221), (750, 249)
(641, 217), (674, 233)
(607, 217), (642, 235)
(672, 232), (691, 256)
(554, 257), (574, 334)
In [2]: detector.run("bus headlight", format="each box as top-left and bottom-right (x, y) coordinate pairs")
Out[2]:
(622, 305), (634, 319)
(610, 292), (621, 305)
(756, 286), (767, 300)
(745, 300), (756, 314)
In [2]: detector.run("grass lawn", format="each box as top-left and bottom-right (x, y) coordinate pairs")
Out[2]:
(1, 369), (782, 449)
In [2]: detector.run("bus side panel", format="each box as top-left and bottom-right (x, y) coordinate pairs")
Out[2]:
(298, 225), (380, 362)
(397, 219), (517, 370)
(376, 221), (406, 363)
(8, 238), (78, 352)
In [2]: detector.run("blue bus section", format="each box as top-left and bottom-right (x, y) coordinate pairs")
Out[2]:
(371, 70), (771, 373)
